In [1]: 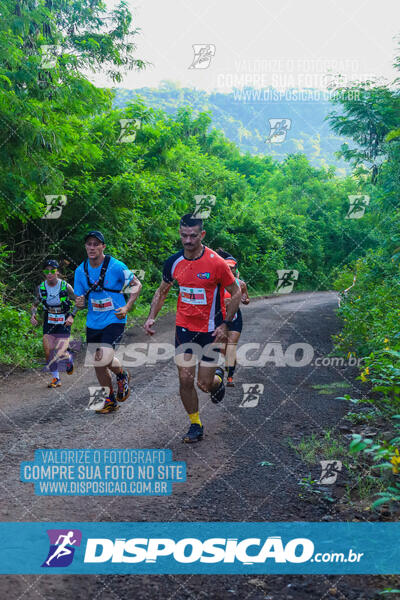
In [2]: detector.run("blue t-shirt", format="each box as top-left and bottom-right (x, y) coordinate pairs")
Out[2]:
(74, 256), (131, 329)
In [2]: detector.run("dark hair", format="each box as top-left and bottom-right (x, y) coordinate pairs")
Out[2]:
(216, 248), (238, 263)
(180, 213), (203, 230)
(215, 248), (231, 259)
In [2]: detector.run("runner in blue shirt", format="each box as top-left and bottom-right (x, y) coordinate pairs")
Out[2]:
(74, 231), (142, 413)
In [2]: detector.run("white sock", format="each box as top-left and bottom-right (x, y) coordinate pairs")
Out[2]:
(51, 370), (59, 379)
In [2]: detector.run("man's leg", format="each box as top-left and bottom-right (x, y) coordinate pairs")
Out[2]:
(226, 331), (240, 383)
(104, 324), (130, 401)
(94, 346), (116, 390)
(43, 334), (60, 386)
(108, 351), (131, 402)
(197, 363), (220, 394)
(53, 335), (72, 374)
(177, 360), (198, 415)
(89, 323), (130, 406)
(177, 357), (204, 442)
(198, 355), (225, 405)
(42, 334), (51, 364)
(108, 357), (123, 377)
(92, 346), (121, 413)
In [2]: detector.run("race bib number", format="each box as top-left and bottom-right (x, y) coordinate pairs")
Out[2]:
(180, 287), (207, 305)
(91, 297), (114, 312)
(48, 313), (66, 325)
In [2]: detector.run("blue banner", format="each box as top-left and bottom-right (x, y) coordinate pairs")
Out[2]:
(0, 522), (398, 574)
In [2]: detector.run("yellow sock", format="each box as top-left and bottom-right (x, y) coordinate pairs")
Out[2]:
(189, 412), (202, 426)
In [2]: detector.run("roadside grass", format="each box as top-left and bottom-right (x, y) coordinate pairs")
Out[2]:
(288, 429), (349, 465)
(344, 471), (386, 502)
(311, 381), (351, 395)
(345, 409), (377, 424)
(289, 428), (396, 511)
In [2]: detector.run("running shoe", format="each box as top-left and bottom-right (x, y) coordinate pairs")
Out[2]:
(211, 367), (225, 404)
(116, 370), (131, 402)
(227, 376), (235, 387)
(182, 423), (204, 443)
(95, 393), (119, 414)
(47, 377), (61, 388)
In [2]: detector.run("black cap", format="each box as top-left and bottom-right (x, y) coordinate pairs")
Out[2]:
(43, 259), (59, 269)
(85, 231), (105, 244)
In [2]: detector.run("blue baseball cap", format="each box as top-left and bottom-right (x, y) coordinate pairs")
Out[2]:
(43, 259), (59, 269)
(85, 231), (105, 243)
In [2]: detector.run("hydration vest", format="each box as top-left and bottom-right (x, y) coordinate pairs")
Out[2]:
(39, 280), (71, 313)
(83, 254), (123, 298)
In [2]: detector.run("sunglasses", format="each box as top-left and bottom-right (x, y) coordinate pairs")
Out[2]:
(43, 268), (57, 274)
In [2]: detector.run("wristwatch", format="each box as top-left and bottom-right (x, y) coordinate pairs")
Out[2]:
(222, 319), (233, 330)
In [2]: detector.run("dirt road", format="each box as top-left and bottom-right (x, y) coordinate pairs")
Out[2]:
(0, 292), (390, 598)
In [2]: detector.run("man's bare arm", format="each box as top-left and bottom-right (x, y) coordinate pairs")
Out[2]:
(125, 275), (142, 310)
(224, 281), (241, 321)
(144, 280), (173, 335)
(240, 280), (250, 304)
(30, 288), (41, 325)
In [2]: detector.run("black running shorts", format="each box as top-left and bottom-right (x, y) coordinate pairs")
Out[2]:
(86, 323), (125, 349)
(175, 326), (222, 364)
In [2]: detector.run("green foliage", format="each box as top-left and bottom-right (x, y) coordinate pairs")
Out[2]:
(1, 96), (363, 310)
(0, 279), (42, 366)
(0, 1), (389, 385)
(349, 418), (400, 510)
(297, 475), (335, 503)
(114, 84), (349, 171)
(330, 68), (400, 511)
(333, 250), (400, 358)
(288, 429), (348, 464)
(327, 83), (400, 182)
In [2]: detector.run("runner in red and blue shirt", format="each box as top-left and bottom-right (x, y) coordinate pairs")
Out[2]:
(144, 214), (241, 443)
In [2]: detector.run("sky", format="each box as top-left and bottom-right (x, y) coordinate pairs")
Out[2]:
(92, 0), (400, 91)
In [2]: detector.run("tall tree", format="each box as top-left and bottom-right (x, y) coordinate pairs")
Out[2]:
(327, 84), (400, 183)
(0, 0), (145, 277)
